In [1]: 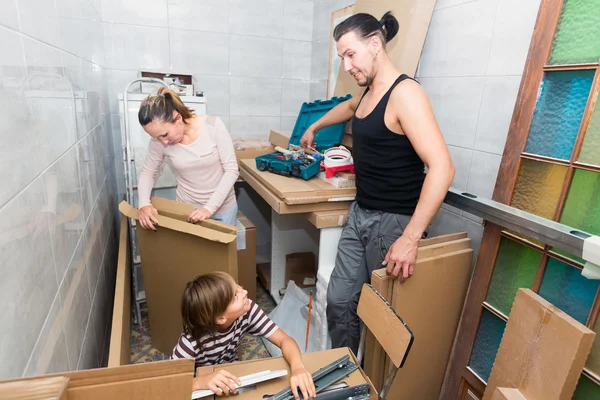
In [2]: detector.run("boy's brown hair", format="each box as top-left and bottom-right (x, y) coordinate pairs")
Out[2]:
(181, 272), (236, 341)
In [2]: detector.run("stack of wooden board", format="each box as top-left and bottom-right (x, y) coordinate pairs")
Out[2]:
(364, 232), (474, 399)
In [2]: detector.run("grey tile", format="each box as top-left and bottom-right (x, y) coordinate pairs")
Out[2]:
(229, 116), (281, 139)
(311, 39), (330, 81)
(447, 145), (473, 191)
(281, 80), (310, 117)
(192, 75), (230, 115)
(101, 0), (168, 27)
(310, 79), (327, 101)
(0, 178), (59, 379)
(474, 76), (521, 155)
(487, 0), (541, 76)
(230, 35), (283, 79)
(419, 0), (497, 77)
(104, 22), (170, 70)
(229, 0), (284, 38)
(459, 216), (485, 263)
(230, 77), (282, 116)
(283, 0), (313, 41)
(420, 77), (485, 148)
(170, 29), (229, 75)
(77, 318), (99, 370)
(168, 0), (229, 33)
(466, 150), (501, 199)
(428, 207), (462, 238)
(282, 40), (311, 80)
(281, 116), (298, 132)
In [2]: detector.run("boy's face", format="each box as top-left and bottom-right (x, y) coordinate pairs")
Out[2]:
(218, 283), (251, 325)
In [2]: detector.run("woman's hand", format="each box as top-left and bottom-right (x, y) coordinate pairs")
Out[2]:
(138, 205), (159, 230)
(194, 370), (241, 396)
(188, 207), (212, 223)
(290, 367), (316, 400)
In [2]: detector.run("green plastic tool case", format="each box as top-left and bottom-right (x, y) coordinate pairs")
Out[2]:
(255, 95), (352, 180)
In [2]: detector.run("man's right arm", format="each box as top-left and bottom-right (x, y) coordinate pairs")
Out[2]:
(300, 95), (360, 148)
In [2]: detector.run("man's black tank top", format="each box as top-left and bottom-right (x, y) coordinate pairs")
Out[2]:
(351, 74), (425, 215)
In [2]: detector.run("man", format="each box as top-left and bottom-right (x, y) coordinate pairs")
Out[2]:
(300, 11), (455, 354)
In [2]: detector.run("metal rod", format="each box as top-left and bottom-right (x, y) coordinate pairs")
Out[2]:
(379, 365), (399, 400)
(444, 187), (599, 265)
(356, 324), (367, 366)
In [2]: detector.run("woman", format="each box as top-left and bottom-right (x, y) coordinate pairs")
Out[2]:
(136, 87), (239, 229)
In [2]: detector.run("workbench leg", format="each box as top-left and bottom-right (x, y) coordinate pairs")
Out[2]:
(315, 226), (343, 351)
(270, 209), (319, 304)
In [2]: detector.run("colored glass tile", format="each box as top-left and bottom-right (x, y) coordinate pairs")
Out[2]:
(511, 158), (568, 219)
(525, 70), (594, 160)
(469, 309), (506, 383)
(572, 374), (600, 399)
(548, 0), (600, 65)
(486, 238), (541, 316)
(538, 257), (600, 325)
(579, 103), (600, 166)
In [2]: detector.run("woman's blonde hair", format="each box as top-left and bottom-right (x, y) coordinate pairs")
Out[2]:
(181, 272), (236, 341)
(138, 87), (195, 126)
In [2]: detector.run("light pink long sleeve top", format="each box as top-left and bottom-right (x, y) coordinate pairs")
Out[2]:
(137, 116), (239, 215)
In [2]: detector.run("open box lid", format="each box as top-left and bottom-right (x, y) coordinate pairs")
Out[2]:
(288, 95), (352, 152)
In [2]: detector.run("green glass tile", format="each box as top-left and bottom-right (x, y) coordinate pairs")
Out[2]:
(469, 309), (506, 383)
(486, 238), (542, 316)
(524, 70), (594, 160)
(572, 374), (600, 399)
(560, 169), (600, 236)
(549, 0), (600, 65)
(579, 102), (600, 166)
(538, 258), (600, 325)
(587, 313), (600, 376)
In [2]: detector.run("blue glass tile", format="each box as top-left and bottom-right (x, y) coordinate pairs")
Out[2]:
(469, 309), (506, 382)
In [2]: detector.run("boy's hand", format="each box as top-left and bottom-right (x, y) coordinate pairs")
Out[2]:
(290, 367), (316, 400)
(197, 370), (241, 396)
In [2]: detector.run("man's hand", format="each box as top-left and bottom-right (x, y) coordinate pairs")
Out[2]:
(290, 367), (316, 400)
(188, 207), (212, 224)
(382, 233), (419, 281)
(300, 127), (316, 149)
(138, 205), (159, 230)
(195, 370), (241, 396)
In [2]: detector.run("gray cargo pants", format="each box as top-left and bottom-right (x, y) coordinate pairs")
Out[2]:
(326, 201), (419, 354)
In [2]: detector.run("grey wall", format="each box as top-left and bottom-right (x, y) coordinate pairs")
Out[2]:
(0, 0), (119, 379)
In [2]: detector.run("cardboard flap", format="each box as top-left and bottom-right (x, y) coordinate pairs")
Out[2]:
(118, 201), (237, 244)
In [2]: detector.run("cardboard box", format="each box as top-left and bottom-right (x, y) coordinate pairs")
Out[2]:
(194, 347), (377, 399)
(237, 212), (257, 301)
(0, 359), (195, 400)
(285, 252), (316, 288)
(364, 233), (473, 399)
(0, 376), (69, 399)
(483, 289), (596, 400)
(490, 388), (528, 400)
(119, 197), (238, 354)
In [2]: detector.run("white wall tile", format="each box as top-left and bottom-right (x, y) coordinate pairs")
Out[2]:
(229, 116), (281, 139)
(418, 0), (497, 77)
(21, 36), (63, 70)
(310, 79), (327, 101)
(230, 35), (283, 79)
(311, 39), (329, 81)
(0, 0), (19, 30)
(193, 74), (230, 115)
(466, 150), (501, 199)
(230, 76), (282, 116)
(107, 69), (139, 114)
(474, 76), (521, 155)
(104, 22), (170, 70)
(283, 40), (311, 80)
(447, 145), (473, 191)
(168, 0), (229, 33)
(487, 0), (541, 76)
(0, 179), (59, 379)
(419, 77), (485, 148)
(281, 80), (310, 117)
(170, 29), (229, 75)
(284, 0), (313, 41)
(229, 0), (284, 39)
(102, 0), (168, 27)
(59, 17), (99, 63)
(18, 0), (60, 47)
(312, 0), (332, 42)
(56, 0), (98, 20)
(281, 116), (297, 132)
(435, 0), (473, 10)
(428, 207), (462, 238)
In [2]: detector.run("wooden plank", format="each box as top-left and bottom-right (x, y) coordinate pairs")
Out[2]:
(240, 159), (356, 203)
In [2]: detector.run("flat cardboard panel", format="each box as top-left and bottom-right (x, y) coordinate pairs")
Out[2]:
(119, 200), (238, 354)
(308, 210), (349, 229)
(237, 212), (257, 301)
(333, 0), (436, 99)
(490, 388), (528, 400)
(0, 376), (69, 400)
(108, 215), (131, 367)
(483, 289), (596, 400)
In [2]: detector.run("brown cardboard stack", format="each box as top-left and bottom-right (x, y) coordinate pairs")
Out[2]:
(0, 376), (69, 400)
(364, 232), (473, 399)
(236, 212), (257, 301)
(482, 289), (596, 400)
(119, 197), (238, 354)
(490, 388), (528, 400)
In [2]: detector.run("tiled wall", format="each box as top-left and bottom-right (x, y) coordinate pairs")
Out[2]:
(104, 0), (315, 139)
(0, 0), (119, 379)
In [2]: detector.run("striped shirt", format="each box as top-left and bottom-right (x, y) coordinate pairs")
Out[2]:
(171, 300), (277, 368)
